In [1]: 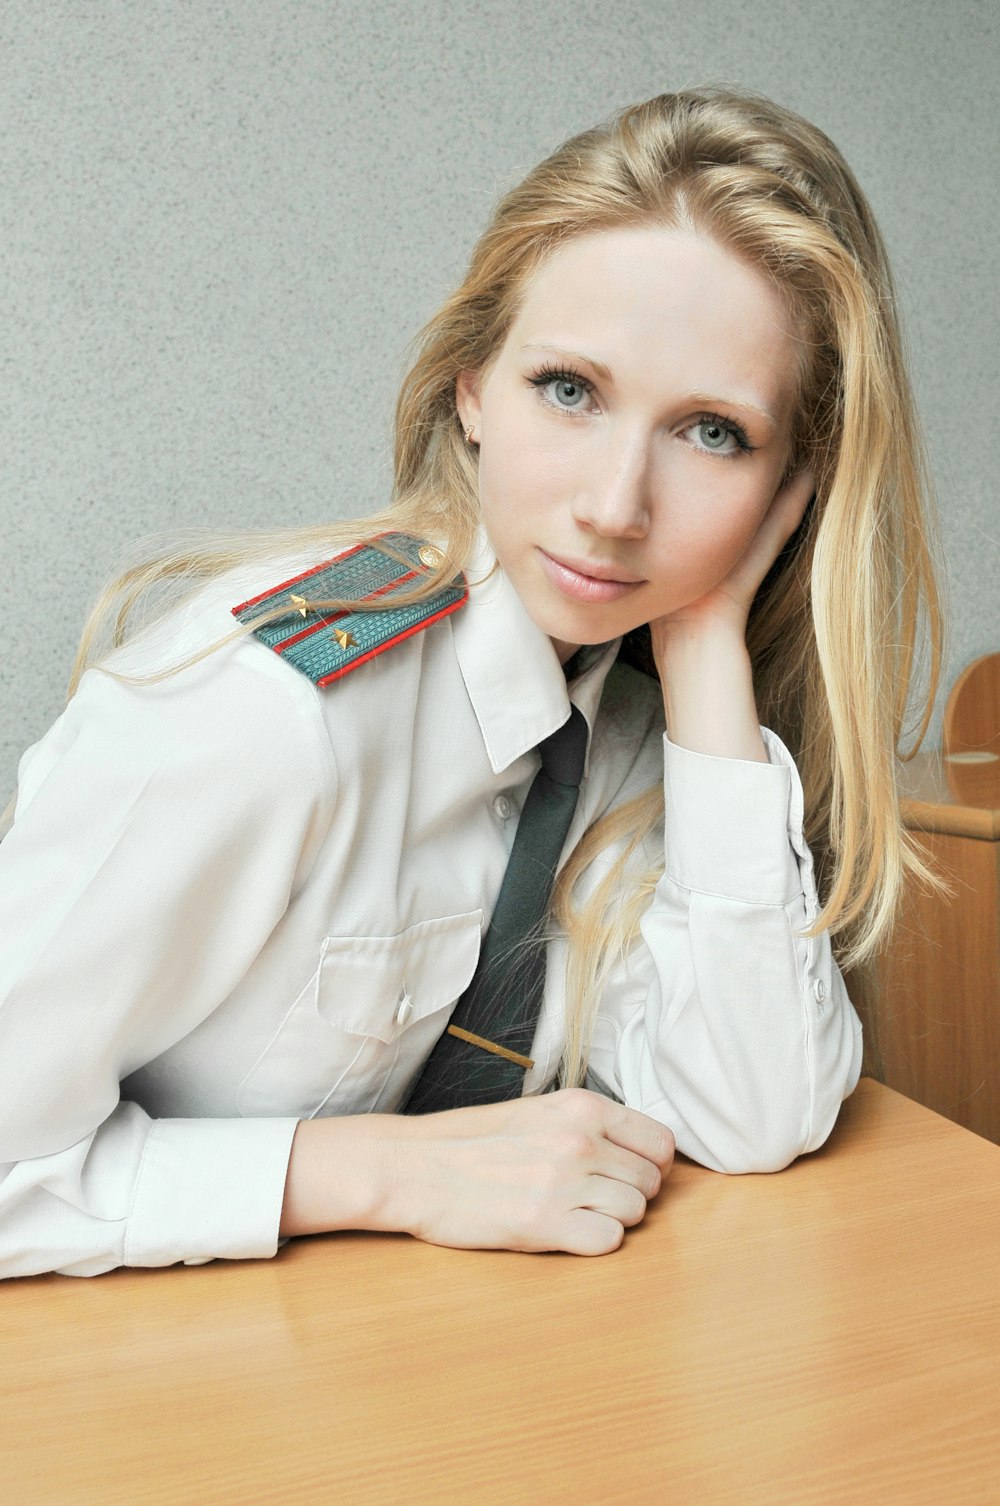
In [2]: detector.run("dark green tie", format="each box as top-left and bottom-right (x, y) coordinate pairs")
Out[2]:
(403, 705), (589, 1114)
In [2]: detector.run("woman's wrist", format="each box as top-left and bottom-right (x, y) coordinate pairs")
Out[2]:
(651, 618), (768, 764)
(279, 1115), (413, 1239)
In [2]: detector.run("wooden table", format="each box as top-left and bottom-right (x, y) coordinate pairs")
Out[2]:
(879, 748), (1000, 1141)
(5, 1081), (1000, 1506)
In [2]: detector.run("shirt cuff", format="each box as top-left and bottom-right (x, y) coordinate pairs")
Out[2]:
(662, 729), (802, 905)
(124, 1116), (299, 1269)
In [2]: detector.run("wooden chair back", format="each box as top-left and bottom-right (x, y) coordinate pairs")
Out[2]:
(943, 652), (1000, 756)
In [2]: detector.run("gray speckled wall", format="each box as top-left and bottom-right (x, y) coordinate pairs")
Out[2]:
(2, 0), (998, 792)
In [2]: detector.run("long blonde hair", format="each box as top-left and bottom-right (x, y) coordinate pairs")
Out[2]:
(57, 87), (941, 1085)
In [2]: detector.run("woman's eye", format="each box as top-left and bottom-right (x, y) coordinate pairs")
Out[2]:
(686, 418), (747, 455)
(530, 370), (594, 412)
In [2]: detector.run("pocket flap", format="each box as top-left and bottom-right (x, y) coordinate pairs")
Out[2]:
(316, 909), (484, 1043)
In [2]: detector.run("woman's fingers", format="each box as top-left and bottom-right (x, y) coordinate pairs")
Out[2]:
(727, 467), (815, 604)
(758, 467), (815, 567)
(559, 1208), (627, 1257)
(596, 1094), (677, 1176)
(590, 1141), (668, 1202)
(389, 1088), (675, 1256)
(579, 1172), (651, 1226)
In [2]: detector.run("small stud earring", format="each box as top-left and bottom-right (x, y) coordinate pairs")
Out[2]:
(465, 425), (477, 445)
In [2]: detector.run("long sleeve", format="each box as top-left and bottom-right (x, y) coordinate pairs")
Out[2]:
(0, 637), (336, 1277)
(585, 727), (862, 1172)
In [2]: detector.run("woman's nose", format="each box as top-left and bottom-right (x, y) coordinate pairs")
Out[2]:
(570, 431), (651, 539)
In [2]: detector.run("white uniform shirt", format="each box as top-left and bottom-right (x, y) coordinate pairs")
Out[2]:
(0, 537), (862, 1278)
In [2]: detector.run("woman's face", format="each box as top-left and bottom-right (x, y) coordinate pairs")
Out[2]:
(457, 225), (803, 660)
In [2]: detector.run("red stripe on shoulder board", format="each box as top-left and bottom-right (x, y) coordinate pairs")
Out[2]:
(314, 592), (468, 687)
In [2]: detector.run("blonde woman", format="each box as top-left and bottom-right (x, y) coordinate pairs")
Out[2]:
(0, 87), (939, 1278)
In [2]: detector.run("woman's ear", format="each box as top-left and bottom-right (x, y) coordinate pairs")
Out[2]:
(455, 370), (483, 441)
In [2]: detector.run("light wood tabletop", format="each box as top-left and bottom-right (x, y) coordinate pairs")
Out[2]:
(5, 1079), (1000, 1506)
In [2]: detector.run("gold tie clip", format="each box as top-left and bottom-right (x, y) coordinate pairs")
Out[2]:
(445, 1025), (534, 1071)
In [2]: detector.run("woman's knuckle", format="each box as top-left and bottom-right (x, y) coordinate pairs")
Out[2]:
(556, 1127), (594, 1162)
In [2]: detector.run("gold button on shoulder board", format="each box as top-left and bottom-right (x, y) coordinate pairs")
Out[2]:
(418, 544), (445, 569)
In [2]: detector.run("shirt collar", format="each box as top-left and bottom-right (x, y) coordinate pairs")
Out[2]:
(450, 531), (620, 775)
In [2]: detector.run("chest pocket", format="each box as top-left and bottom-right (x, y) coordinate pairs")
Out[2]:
(236, 909), (484, 1119)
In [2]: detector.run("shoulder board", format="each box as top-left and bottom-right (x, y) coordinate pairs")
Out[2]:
(231, 532), (467, 687)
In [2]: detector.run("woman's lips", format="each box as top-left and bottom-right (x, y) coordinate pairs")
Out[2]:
(538, 549), (644, 604)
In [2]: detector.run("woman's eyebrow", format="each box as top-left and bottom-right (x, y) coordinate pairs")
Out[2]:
(688, 390), (779, 427)
(520, 344), (615, 383)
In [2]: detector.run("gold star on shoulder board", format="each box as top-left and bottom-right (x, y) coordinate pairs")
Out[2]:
(332, 626), (357, 651)
(289, 593), (309, 618)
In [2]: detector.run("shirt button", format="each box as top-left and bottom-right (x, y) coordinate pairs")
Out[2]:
(813, 979), (827, 1004)
(394, 996), (413, 1027)
(493, 795), (512, 820)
